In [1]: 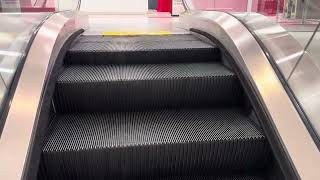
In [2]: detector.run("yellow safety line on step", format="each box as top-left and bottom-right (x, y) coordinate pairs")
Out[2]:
(102, 31), (172, 36)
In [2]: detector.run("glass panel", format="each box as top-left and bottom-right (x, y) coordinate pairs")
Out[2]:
(184, 0), (285, 15)
(277, 0), (319, 53)
(279, 0), (319, 24)
(184, 0), (319, 21)
(0, 13), (49, 113)
(305, 26), (320, 67)
(287, 23), (320, 139)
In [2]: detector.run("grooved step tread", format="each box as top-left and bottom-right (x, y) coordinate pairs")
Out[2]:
(69, 35), (215, 52)
(40, 109), (271, 179)
(54, 63), (243, 112)
(39, 175), (264, 180)
(65, 35), (220, 64)
(74, 35), (206, 43)
(58, 63), (233, 82)
(156, 175), (264, 180)
(44, 109), (264, 151)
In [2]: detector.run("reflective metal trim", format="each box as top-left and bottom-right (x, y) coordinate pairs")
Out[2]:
(233, 13), (306, 79)
(181, 11), (320, 180)
(0, 12), (81, 180)
(0, 13), (53, 134)
(288, 48), (320, 146)
(77, 0), (82, 11)
(182, 0), (195, 11)
(233, 13), (320, 146)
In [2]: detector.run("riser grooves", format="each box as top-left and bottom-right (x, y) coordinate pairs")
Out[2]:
(66, 49), (220, 65)
(39, 109), (270, 179)
(66, 35), (219, 65)
(54, 63), (243, 112)
(40, 140), (270, 179)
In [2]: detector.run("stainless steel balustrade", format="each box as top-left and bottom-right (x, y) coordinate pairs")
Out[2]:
(180, 10), (320, 180)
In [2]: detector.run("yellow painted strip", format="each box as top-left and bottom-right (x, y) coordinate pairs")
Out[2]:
(0, 32), (17, 38)
(102, 31), (172, 36)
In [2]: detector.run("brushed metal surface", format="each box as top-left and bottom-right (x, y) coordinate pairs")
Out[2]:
(0, 13), (50, 120)
(234, 13), (305, 79)
(288, 51), (320, 141)
(0, 12), (80, 180)
(181, 11), (320, 180)
(234, 13), (320, 148)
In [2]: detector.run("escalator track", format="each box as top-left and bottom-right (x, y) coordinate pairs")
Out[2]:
(37, 34), (282, 180)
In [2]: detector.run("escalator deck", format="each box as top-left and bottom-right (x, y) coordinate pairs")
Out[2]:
(38, 34), (271, 180)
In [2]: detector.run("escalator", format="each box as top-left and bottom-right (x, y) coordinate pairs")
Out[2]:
(37, 34), (284, 180)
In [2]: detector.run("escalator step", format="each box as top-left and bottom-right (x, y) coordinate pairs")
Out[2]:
(40, 108), (271, 179)
(54, 63), (243, 112)
(38, 173), (265, 180)
(65, 35), (220, 64)
(156, 175), (264, 180)
(74, 34), (202, 43)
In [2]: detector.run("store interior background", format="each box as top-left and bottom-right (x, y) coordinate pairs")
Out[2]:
(0, 0), (319, 18)
(0, 0), (319, 58)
